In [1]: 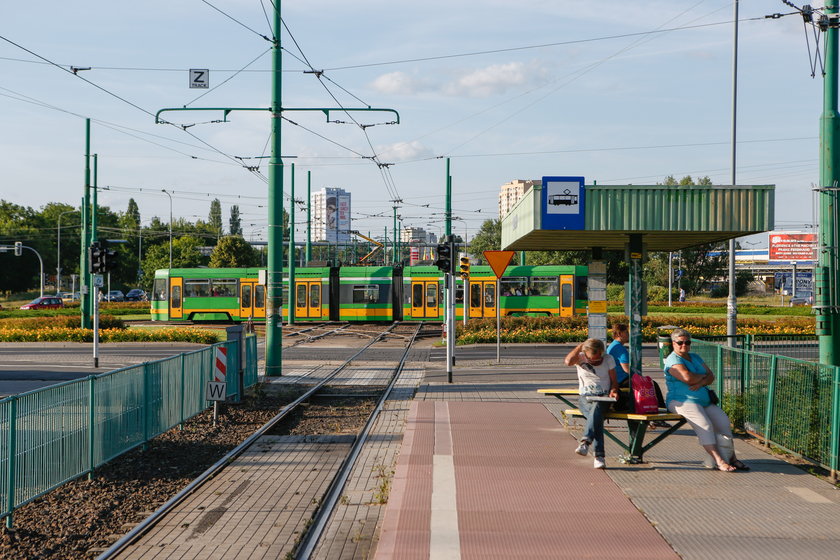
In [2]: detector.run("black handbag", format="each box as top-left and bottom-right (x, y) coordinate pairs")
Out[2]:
(707, 388), (719, 405)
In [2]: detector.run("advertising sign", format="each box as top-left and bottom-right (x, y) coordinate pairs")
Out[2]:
(768, 232), (817, 263)
(338, 194), (351, 233)
(542, 176), (585, 230)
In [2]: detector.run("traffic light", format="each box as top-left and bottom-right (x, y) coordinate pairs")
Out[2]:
(90, 242), (104, 273)
(434, 238), (453, 273)
(14, 241), (21, 256)
(459, 254), (470, 279)
(103, 248), (119, 272)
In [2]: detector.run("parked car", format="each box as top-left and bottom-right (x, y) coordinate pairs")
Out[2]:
(102, 290), (125, 302)
(124, 289), (148, 302)
(20, 296), (65, 310)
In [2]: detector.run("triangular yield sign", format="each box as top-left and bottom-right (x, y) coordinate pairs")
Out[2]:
(483, 250), (515, 278)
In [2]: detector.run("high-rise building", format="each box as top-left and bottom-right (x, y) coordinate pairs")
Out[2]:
(312, 187), (351, 243)
(499, 179), (539, 218)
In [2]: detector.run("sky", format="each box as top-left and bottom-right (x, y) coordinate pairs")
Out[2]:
(0, 0), (827, 248)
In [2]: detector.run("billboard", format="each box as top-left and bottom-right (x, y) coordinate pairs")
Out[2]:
(768, 231), (817, 263)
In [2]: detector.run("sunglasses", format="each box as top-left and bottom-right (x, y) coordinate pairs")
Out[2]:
(674, 340), (692, 346)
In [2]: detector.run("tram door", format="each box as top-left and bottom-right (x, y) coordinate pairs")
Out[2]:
(559, 275), (574, 317)
(169, 277), (183, 320)
(295, 281), (322, 319)
(469, 281), (496, 318)
(240, 282), (266, 320)
(411, 281), (439, 319)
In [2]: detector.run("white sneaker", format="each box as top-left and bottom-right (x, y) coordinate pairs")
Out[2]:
(593, 457), (606, 469)
(575, 439), (590, 456)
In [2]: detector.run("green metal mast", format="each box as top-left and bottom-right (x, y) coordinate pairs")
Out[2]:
(306, 170), (312, 264)
(818, 5), (840, 366)
(288, 163), (296, 325)
(80, 119), (91, 329)
(265, 2), (284, 376)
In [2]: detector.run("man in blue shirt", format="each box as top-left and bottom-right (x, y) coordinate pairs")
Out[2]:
(607, 323), (667, 422)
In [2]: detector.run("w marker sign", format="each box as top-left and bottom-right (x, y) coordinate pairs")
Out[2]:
(206, 346), (227, 401)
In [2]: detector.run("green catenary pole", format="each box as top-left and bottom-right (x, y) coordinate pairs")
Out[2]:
(90, 154), (98, 317)
(265, 2), (284, 376)
(819, 4), (840, 366)
(445, 158), (452, 237)
(392, 206), (398, 265)
(80, 120), (91, 329)
(306, 170), (312, 265)
(288, 163), (296, 325)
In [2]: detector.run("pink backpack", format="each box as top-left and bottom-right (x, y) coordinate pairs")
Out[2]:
(631, 375), (659, 414)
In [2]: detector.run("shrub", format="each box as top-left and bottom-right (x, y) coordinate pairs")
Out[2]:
(0, 327), (218, 344)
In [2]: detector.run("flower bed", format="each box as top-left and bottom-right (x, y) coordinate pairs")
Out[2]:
(456, 315), (815, 344)
(0, 327), (218, 344)
(0, 315), (125, 330)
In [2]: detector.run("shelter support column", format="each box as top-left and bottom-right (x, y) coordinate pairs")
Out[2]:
(628, 234), (644, 378)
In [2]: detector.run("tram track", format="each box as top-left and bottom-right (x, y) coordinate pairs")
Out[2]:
(95, 321), (427, 560)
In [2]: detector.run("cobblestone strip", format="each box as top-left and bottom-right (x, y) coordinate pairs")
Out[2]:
(311, 367), (422, 560)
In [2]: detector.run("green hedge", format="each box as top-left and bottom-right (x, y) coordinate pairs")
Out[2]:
(0, 327), (218, 344)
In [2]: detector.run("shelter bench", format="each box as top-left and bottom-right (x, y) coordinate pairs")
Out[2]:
(538, 388), (686, 464)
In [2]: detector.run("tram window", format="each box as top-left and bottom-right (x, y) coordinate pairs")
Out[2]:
(310, 284), (320, 307)
(426, 284), (437, 307)
(412, 283), (423, 305)
(500, 277), (527, 296)
(152, 279), (168, 301)
(353, 285), (379, 304)
(171, 286), (182, 308)
(531, 277), (558, 297)
(282, 286), (288, 306)
(455, 287), (464, 304)
(485, 284), (496, 307)
(576, 276), (588, 300)
(561, 283), (573, 308)
(255, 285), (265, 308)
(470, 284), (482, 307)
(242, 285), (252, 308)
(184, 279), (210, 297)
(211, 279), (237, 297)
(296, 284), (307, 307)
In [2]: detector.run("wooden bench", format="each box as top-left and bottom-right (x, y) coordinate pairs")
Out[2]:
(538, 388), (687, 464)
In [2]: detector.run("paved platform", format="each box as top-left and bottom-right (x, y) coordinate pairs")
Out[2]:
(373, 380), (840, 560)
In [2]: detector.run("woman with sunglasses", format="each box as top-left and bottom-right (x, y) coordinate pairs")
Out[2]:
(565, 338), (620, 469)
(664, 328), (749, 472)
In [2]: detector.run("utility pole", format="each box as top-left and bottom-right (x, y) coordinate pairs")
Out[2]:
(288, 163), (296, 325)
(306, 170), (312, 265)
(80, 120), (92, 329)
(152, 1), (398, 376)
(727, 0), (739, 347)
(90, 154), (99, 316)
(818, 4), (840, 365)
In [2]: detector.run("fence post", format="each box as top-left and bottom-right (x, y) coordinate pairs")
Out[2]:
(715, 345), (724, 396)
(179, 354), (185, 430)
(764, 355), (778, 447)
(88, 375), (96, 480)
(143, 363), (151, 447)
(830, 366), (840, 483)
(5, 396), (17, 529)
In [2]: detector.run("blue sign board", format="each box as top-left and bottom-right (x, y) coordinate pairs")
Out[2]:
(542, 176), (585, 230)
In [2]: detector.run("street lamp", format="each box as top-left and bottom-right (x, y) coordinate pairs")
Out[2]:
(161, 189), (173, 269)
(56, 209), (78, 294)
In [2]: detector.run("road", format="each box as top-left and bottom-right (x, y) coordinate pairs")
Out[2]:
(0, 343), (209, 397)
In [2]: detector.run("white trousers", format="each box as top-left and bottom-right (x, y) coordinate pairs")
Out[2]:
(667, 400), (732, 446)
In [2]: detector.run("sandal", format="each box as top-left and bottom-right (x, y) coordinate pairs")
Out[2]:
(714, 462), (737, 472)
(730, 459), (750, 471)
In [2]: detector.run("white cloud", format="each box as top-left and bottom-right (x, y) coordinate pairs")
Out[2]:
(370, 71), (428, 95)
(443, 61), (545, 98)
(376, 140), (434, 161)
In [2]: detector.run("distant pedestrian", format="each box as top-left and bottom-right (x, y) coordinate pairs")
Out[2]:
(679, 288), (686, 303)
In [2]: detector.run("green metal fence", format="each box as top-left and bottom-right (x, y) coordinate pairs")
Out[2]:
(693, 333), (819, 362)
(0, 335), (259, 527)
(690, 340), (839, 476)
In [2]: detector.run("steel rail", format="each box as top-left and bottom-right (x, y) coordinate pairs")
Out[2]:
(294, 322), (424, 559)
(95, 322), (402, 560)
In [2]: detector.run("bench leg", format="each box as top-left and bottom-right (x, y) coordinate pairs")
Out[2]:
(621, 420), (649, 464)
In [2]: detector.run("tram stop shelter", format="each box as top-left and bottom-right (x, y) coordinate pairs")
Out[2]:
(500, 177), (775, 376)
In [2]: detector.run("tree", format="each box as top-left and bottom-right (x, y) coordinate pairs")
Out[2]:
(208, 198), (223, 238)
(229, 205), (242, 236)
(209, 236), (260, 267)
(468, 219), (503, 264)
(140, 235), (206, 287)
